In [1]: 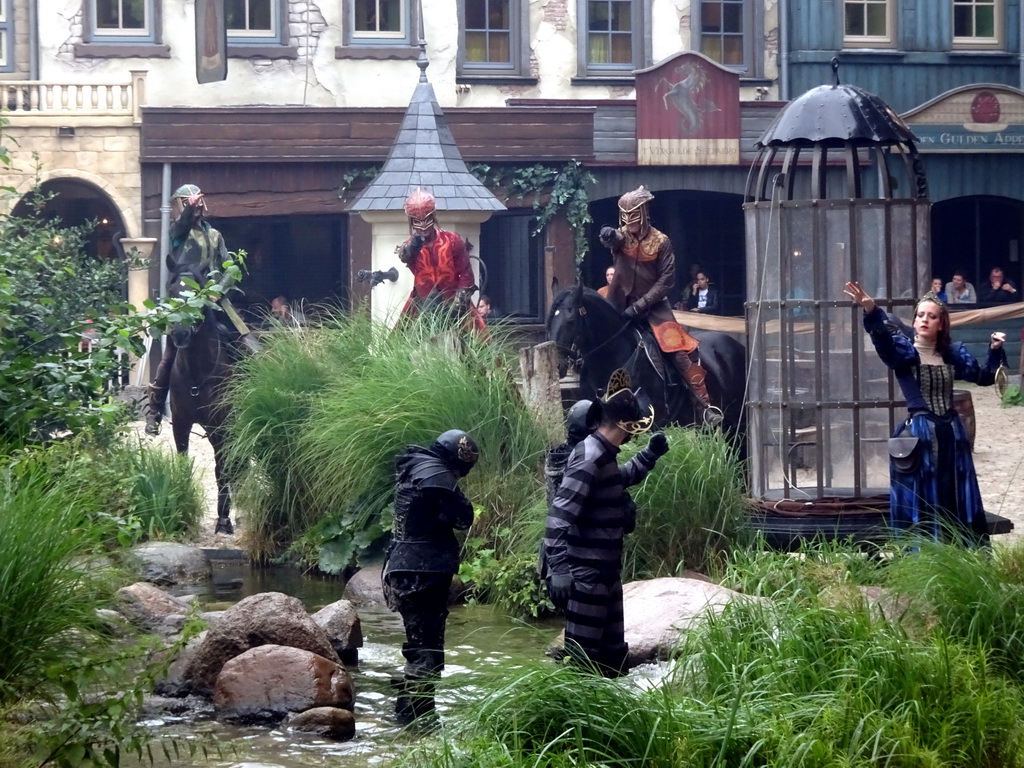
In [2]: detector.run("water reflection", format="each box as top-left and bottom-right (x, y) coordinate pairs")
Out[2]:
(157, 562), (559, 767)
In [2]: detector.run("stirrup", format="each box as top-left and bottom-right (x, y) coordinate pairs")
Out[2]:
(143, 404), (163, 436)
(702, 405), (724, 427)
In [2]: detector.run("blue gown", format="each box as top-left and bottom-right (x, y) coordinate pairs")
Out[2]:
(863, 307), (1006, 542)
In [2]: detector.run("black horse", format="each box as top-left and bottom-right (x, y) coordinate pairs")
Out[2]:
(166, 263), (237, 535)
(547, 285), (747, 441)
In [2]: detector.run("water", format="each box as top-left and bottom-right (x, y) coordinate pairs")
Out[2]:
(157, 559), (561, 767)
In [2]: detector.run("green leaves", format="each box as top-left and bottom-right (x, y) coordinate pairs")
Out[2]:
(468, 160), (596, 265)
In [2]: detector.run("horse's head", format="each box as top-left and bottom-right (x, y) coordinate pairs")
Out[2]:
(547, 284), (622, 378)
(166, 261), (210, 349)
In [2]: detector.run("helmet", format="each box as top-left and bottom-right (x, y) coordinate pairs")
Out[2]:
(566, 399), (601, 444)
(432, 429), (480, 476)
(172, 184), (202, 200)
(618, 185), (654, 238)
(404, 187), (437, 235)
(600, 369), (654, 435)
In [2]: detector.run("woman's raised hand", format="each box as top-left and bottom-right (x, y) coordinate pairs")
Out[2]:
(843, 281), (876, 314)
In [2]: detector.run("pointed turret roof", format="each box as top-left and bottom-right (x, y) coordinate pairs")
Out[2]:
(346, 36), (505, 213)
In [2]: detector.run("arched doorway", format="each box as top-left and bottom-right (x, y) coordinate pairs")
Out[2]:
(10, 178), (126, 261)
(932, 196), (1024, 294)
(584, 190), (746, 316)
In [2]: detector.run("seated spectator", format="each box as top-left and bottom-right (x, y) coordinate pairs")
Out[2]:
(944, 271), (977, 304)
(477, 294), (502, 321)
(271, 295), (304, 326)
(979, 266), (1019, 304)
(677, 271), (721, 315)
(930, 277), (947, 303)
(597, 266), (615, 299)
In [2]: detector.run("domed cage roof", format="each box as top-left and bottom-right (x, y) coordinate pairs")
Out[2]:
(745, 59), (927, 203)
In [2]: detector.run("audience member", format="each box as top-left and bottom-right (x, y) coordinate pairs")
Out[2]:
(477, 294), (502, 320)
(270, 295), (304, 326)
(979, 266), (1019, 304)
(598, 266), (615, 299)
(678, 271), (721, 315)
(930, 277), (947, 304)
(678, 262), (703, 305)
(944, 270), (977, 304)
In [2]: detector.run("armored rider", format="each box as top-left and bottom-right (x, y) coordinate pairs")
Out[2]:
(599, 185), (722, 426)
(382, 429), (480, 723)
(145, 184), (249, 436)
(396, 187), (486, 332)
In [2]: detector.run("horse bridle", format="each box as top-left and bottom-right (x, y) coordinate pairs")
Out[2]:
(564, 302), (644, 376)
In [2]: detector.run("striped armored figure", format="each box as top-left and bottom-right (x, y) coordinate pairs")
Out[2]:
(541, 369), (670, 677)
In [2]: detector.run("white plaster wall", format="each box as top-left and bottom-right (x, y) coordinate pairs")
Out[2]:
(32, 0), (778, 110)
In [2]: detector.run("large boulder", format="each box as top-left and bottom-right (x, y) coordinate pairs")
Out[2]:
(342, 564), (386, 606)
(548, 577), (752, 669)
(116, 582), (195, 635)
(284, 707), (356, 740)
(183, 592), (340, 696)
(311, 600), (363, 664)
(130, 542), (211, 585)
(213, 645), (354, 723)
(622, 578), (750, 665)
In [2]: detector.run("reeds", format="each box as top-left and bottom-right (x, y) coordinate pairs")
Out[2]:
(225, 307), (550, 567)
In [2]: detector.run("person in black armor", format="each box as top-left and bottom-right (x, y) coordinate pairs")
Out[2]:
(541, 369), (670, 678)
(543, 399), (602, 505)
(382, 429), (480, 724)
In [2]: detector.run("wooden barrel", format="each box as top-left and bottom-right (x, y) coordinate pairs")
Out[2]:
(952, 389), (976, 451)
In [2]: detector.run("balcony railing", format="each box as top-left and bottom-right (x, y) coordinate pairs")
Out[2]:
(2, 70), (147, 124)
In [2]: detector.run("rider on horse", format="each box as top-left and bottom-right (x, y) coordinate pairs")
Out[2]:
(599, 185), (722, 426)
(145, 184), (250, 436)
(396, 188), (486, 333)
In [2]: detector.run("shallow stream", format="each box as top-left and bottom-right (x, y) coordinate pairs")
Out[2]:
(153, 558), (560, 767)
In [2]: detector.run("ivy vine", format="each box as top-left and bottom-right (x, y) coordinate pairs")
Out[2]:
(337, 165), (380, 203)
(468, 160), (596, 265)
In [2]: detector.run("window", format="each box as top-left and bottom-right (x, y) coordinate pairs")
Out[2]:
(0, 0), (11, 73)
(843, 0), (894, 47)
(577, 0), (646, 78)
(345, 0), (415, 46)
(697, 0), (761, 75)
(479, 213), (545, 322)
(458, 0), (530, 78)
(953, 0), (1002, 49)
(88, 0), (155, 42)
(227, 0), (282, 42)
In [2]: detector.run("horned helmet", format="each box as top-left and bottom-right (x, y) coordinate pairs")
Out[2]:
(617, 185), (655, 239)
(404, 187), (437, 238)
(600, 369), (654, 436)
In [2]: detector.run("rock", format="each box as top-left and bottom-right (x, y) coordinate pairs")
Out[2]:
(213, 645), (354, 723)
(157, 631), (207, 698)
(621, 578), (750, 665)
(117, 582), (194, 633)
(311, 600), (363, 664)
(95, 608), (134, 637)
(342, 564), (385, 606)
(284, 707), (356, 740)
(547, 577), (753, 669)
(130, 542), (212, 585)
(183, 592), (340, 696)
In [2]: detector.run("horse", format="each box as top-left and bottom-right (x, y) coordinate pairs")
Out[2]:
(165, 262), (237, 535)
(547, 285), (747, 444)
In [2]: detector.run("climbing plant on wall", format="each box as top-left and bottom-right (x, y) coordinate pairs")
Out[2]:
(468, 160), (596, 265)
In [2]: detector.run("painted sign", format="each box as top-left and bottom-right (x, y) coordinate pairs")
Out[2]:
(635, 51), (741, 166)
(902, 85), (1024, 152)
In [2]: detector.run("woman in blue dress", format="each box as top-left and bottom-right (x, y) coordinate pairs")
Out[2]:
(843, 282), (1007, 544)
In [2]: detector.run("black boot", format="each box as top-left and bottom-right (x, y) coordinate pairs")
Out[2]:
(395, 678), (436, 725)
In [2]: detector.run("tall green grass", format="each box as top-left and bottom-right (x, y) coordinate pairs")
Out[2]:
(0, 453), (116, 703)
(226, 308), (550, 569)
(399, 543), (1024, 768)
(621, 426), (749, 579)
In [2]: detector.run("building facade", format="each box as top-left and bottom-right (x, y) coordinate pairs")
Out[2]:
(1, 0), (784, 326)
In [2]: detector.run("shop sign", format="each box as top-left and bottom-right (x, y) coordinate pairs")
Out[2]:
(902, 85), (1024, 152)
(635, 52), (741, 166)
